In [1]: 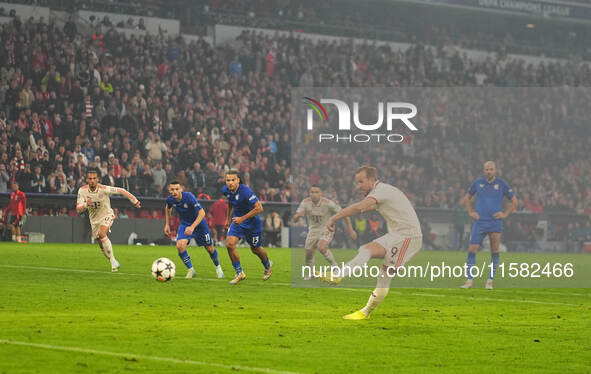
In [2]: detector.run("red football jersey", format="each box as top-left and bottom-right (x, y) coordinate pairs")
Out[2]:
(8, 190), (27, 217)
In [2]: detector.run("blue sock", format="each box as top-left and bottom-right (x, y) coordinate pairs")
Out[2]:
(490, 252), (500, 279)
(179, 250), (193, 269)
(262, 257), (270, 269)
(466, 252), (476, 279)
(232, 260), (242, 274)
(209, 248), (220, 266)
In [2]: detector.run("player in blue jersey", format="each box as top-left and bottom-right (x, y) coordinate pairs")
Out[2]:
(164, 181), (224, 279)
(222, 170), (272, 285)
(461, 161), (517, 289)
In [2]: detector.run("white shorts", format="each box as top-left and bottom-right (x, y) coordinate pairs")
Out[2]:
(374, 233), (422, 268)
(305, 230), (334, 250)
(90, 213), (115, 238)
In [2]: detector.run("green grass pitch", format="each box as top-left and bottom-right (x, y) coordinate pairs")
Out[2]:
(1, 242), (590, 373)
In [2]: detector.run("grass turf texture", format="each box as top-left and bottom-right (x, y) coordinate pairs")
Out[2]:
(0, 243), (589, 374)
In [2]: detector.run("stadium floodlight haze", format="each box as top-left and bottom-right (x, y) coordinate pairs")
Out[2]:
(291, 87), (590, 289)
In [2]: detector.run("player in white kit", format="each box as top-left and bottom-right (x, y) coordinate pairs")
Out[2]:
(76, 169), (141, 271)
(292, 185), (357, 279)
(325, 166), (423, 319)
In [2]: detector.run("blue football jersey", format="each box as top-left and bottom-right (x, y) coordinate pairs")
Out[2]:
(222, 184), (261, 228)
(166, 192), (204, 226)
(468, 177), (514, 221)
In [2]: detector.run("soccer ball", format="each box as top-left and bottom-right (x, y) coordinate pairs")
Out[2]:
(151, 257), (176, 282)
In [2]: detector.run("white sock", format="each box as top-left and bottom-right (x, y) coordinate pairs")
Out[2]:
(361, 288), (389, 316)
(361, 268), (395, 315)
(343, 246), (371, 275)
(100, 237), (116, 264)
(322, 250), (338, 267)
(305, 250), (315, 267)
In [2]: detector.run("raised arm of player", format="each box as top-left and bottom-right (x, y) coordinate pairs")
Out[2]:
(110, 186), (141, 208)
(327, 197), (377, 232)
(493, 196), (518, 219)
(232, 201), (263, 225)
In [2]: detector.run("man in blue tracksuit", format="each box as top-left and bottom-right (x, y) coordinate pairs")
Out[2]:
(461, 161), (518, 289)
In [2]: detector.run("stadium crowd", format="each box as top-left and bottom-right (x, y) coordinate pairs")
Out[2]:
(205, 0), (591, 61)
(0, 16), (590, 226)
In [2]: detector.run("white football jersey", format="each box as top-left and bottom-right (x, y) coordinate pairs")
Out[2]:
(296, 197), (341, 234)
(77, 184), (120, 223)
(367, 181), (422, 237)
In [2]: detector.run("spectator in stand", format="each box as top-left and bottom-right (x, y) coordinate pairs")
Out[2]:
(41, 65), (61, 92)
(18, 80), (34, 109)
(56, 172), (67, 194)
(128, 168), (142, 197)
(116, 168), (131, 191)
(65, 177), (77, 194)
(100, 75), (113, 95)
(263, 211), (283, 247)
(229, 56), (243, 77)
(30, 165), (46, 193)
(151, 162), (167, 192)
(111, 158), (122, 179)
(63, 15), (77, 39)
(102, 168), (116, 187)
(204, 162), (219, 197)
(145, 134), (167, 163)
(15, 163), (30, 192)
(175, 170), (189, 189)
(0, 164), (9, 193)
(189, 162), (205, 193)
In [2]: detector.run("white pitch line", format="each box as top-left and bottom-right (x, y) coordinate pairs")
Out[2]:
(493, 289), (591, 297)
(0, 339), (306, 374)
(1, 264), (586, 307)
(0, 264), (147, 277)
(394, 290), (583, 306)
(450, 296), (581, 307)
(0, 264), (226, 282)
(411, 293), (445, 297)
